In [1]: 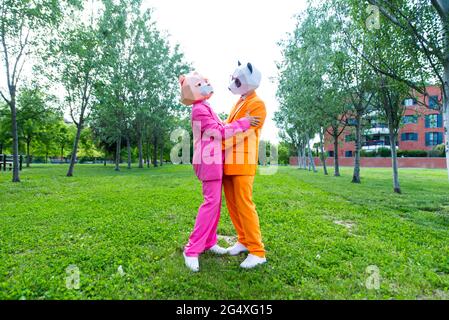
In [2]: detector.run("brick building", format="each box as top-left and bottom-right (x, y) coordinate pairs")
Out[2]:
(325, 85), (445, 157)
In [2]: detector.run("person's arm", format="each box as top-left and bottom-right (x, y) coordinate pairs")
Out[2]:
(248, 101), (267, 130)
(222, 101), (266, 149)
(192, 106), (255, 139)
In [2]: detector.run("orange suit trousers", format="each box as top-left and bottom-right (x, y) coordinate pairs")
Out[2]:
(223, 175), (265, 258)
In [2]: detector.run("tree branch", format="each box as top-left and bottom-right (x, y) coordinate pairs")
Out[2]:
(1, 21), (12, 90)
(367, 0), (444, 62)
(431, 0), (449, 21)
(0, 89), (9, 105)
(11, 29), (30, 86)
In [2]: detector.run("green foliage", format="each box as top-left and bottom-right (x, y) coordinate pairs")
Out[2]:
(360, 149), (445, 158)
(397, 150), (428, 158)
(277, 142), (291, 165)
(91, 0), (189, 168)
(1, 165), (449, 299)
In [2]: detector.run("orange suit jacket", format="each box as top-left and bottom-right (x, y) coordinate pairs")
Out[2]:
(223, 91), (267, 176)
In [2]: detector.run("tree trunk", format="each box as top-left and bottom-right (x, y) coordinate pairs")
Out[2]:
(26, 140), (31, 168)
(296, 146), (301, 168)
(319, 128), (328, 175)
(126, 136), (131, 169)
(153, 136), (158, 167)
(307, 135), (317, 173)
(67, 121), (83, 177)
(160, 141), (163, 166)
(10, 93), (20, 182)
(390, 131), (401, 193)
(146, 140), (150, 168)
(138, 134), (143, 168)
(443, 61), (449, 180)
(61, 146), (64, 161)
(115, 138), (121, 171)
(0, 142), (3, 154)
(333, 134), (340, 177)
(435, 0), (449, 179)
(302, 143), (307, 170)
(352, 114), (362, 183)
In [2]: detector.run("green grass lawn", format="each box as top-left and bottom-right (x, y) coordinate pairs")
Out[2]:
(1, 164), (448, 300)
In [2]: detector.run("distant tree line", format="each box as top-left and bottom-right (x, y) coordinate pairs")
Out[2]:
(0, 0), (190, 182)
(275, 0), (448, 193)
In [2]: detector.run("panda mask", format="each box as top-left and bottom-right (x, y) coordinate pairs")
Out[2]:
(228, 61), (262, 96)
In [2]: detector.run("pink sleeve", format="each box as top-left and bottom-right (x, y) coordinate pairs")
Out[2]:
(192, 105), (250, 139)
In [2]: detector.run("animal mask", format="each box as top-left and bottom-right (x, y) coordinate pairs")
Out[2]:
(179, 72), (214, 106)
(228, 61), (262, 96)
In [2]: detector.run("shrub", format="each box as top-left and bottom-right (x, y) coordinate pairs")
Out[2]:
(377, 147), (391, 157)
(429, 144), (446, 158)
(397, 150), (429, 157)
(360, 148), (391, 157)
(360, 150), (376, 157)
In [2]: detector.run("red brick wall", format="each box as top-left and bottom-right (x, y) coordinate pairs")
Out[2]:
(399, 86), (443, 151)
(290, 157), (447, 169)
(324, 86), (445, 154)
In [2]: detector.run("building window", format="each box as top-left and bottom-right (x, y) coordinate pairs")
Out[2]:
(403, 98), (417, 107)
(401, 132), (418, 141)
(345, 134), (355, 142)
(370, 122), (388, 129)
(428, 95), (439, 109)
(345, 151), (353, 157)
(402, 115), (418, 124)
(425, 132), (443, 146)
(425, 114), (443, 128)
(328, 151), (335, 157)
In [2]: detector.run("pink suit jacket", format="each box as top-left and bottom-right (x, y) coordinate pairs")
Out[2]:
(191, 101), (250, 182)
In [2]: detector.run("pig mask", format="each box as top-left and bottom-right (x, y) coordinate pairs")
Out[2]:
(179, 72), (214, 106)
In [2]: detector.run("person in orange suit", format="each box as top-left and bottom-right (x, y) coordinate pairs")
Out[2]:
(223, 61), (267, 269)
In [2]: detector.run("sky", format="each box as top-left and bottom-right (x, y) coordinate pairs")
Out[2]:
(142, 0), (308, 142)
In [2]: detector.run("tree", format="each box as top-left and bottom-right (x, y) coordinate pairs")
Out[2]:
(92, 0), (188, 172)
(0, 0), (78, 181)
(374, 76), (409, 193)
(45, 3), (102, 176)
(276, 4), (349, 176)
(345, 0), (449, 179)
(331, 27), (375, 182)
(0, 103), (10, 154)
(54, 121), (74, 161)
(16, 86), (58, 167)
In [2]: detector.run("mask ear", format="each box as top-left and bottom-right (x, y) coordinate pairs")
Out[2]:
(247, 63), (253, 74)
(179, 75), (186, 85)
(238, 60), (241, 66)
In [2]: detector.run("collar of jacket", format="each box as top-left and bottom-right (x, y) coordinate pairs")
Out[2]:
(241, 91), (257, 101)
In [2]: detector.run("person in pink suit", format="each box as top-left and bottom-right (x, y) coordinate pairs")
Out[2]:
(179, 72), (260, 272)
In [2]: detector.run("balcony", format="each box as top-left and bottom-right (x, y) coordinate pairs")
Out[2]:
(362, 140), (397, 151)
(364, 126), (389, 136)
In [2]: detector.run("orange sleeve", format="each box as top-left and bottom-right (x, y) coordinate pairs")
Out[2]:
(247, 101), (267, 130)
(222, 101), (266, 150)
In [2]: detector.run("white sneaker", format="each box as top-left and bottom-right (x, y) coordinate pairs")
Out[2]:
(208, 244), (228, 255)
(227, 242), (249, 256)
(240, 254), (267, 269)
(183, 252), (199, 272)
